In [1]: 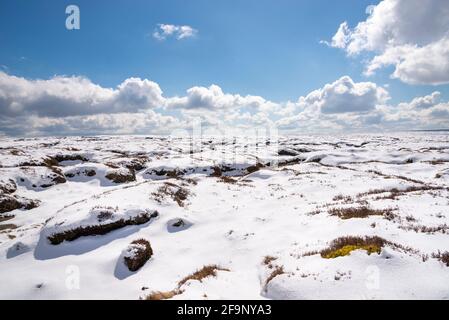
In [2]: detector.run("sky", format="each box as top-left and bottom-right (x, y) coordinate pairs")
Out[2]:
(1, 0), (449, 136)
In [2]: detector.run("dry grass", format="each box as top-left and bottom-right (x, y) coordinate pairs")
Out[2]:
(400, 223), (449, 234)
(178, 265), (229, 287)
(218, 176), (238, 184)
(146, 289), (183, 300)
(328, 206), (393, 220)
(427, 160), (449, 165)
(151, 182), (190, 207)
(332, 194), (353, 203)
(367, 170), (425, 184)
(145, 264), (229, 300)
(432, 251), (449, 267)
(357, 185), (446, 200)
(263, 255), (277, 266)
(265, 266), (285, 287)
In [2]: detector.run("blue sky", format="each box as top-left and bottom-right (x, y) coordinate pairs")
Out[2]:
(0, 0), (445, 104)
(1, 0), (449, 136)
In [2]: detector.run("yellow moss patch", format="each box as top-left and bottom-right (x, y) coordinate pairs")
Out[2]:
(321, 244), (382, 259)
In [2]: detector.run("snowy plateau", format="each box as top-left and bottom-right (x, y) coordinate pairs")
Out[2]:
(0, 133), (448, 300)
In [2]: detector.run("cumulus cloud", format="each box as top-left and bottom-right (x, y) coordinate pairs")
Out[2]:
(153, 24), (198, 40)
(0, 72), (448, 136)
(328, 0), (449, 85)
(166, 84), (278, 112)
(0, 72), (164, 117)
(276, 77), (449, 133)
(294, 76), (390, 114)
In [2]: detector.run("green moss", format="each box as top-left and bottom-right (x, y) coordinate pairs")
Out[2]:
(321, 244), (382, 259)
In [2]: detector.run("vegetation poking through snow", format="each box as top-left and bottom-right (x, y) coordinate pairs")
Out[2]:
(265, 266), (285, 286)
(145, 289), (183, 300)
(320, 236), (386, 259)
(123, 239), (153, 272)
(105, 168), (136, 183)
(432, 251), (449, 267)
(151, 182), (191, 207)
(47, 209), (158, 245)
(328, 206), (393, 220)
(145, 264), (229, 300)
(0, 194), (39, 214)
(178, 265), (230, 287)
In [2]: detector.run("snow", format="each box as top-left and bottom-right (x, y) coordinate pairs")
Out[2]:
(0, 133), (448, 299)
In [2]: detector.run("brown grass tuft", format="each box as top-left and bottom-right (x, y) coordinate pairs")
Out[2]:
(357, 185), (445, 200)
(265, 266), (285, 287)
(432, 251), (449, 267)
(218, 176), (238, 184)
(263, 255), (277, 266)
(151, 183), (190, 207)
(178, 265), (229, 287)
(144, 264), (229, 300)
(146, 289), (183, 300)
(332, 194), (353, 203)
(329, 206), (392, 220)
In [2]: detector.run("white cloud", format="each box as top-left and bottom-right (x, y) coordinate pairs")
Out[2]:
(328, 0), (449, 85)
(153, 24), (198, 40)
(1, 72), (448, 136)
(295, 76), (390, 114)
(166, 84), (278, 112)
(0, 72), (164, 117)
(329, 22), (351, 49)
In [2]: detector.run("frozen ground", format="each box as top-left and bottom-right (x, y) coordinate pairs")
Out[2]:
(0, 133), (448, 300)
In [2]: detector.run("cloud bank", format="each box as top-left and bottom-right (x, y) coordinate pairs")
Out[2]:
(0, 71), (448, 136)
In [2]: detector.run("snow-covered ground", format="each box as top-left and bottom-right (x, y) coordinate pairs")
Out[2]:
(0, 133), (448, 300)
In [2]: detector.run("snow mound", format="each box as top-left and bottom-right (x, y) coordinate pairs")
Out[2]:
(43, 206), (159, 245)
